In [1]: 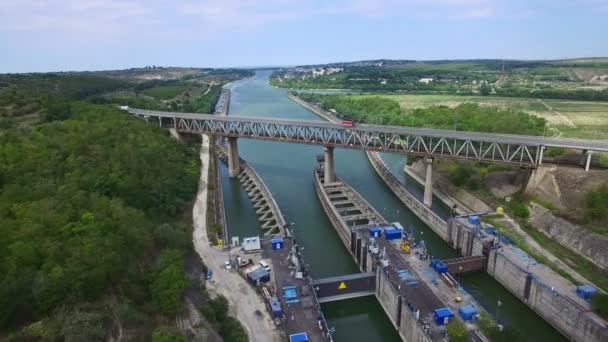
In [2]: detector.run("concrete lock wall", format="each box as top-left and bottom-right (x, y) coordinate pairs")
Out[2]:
(399, 302), (432, 342)
(376, 268), (401, 329)
(472, 237), (485, 257)
(487, 250), (529, 299)
(487, 250), (608, 342)
(448, 220), (483, 257)
(527, 277), (608, 342)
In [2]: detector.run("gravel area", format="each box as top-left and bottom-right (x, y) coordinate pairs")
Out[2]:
(192, 134), (281, 342)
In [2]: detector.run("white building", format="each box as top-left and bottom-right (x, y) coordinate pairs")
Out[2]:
(419, 78), (433, 84)
(242, 236), (261, 253)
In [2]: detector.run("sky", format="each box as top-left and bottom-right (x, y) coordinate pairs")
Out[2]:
(1, 0), (607, 72)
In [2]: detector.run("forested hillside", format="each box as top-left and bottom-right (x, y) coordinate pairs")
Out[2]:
(0, 103), (199, 340)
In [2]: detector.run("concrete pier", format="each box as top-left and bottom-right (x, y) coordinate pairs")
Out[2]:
(324, 146), (336, 184)
(227, 137), (240, 177)
(423, 158), (434, 208)
(217, 144), (285, 236)
(585, 151), (593, 172)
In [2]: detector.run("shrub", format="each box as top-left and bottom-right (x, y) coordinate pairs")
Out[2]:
(446, 320), (467, 342)
(592, 293), (608, 319)
(544, 147), (566, 158)
(585, 185), (608, 221)
(152, 326), (185, 342)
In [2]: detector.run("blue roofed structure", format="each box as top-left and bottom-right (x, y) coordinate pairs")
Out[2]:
(576, 285), (598, 300)
(458, 304), (477, 321)
(289, 332), (309, 342)
(434, 307), (454, 325)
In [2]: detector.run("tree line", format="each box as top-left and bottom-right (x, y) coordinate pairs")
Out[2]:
(296, 92), (547, 135)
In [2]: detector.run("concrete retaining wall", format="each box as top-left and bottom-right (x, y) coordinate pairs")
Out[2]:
(488, 250), (608, 342)
(376, 268), (401, 329)
(376, 268), (433, 342)
(399, 301), (433, 342)
(366, 151), (449, 240)
(287, 93), (340, 123)
(529, 202), (608, 271)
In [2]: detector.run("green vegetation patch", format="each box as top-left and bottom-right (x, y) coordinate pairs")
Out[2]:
(143, 85), (187, 100)
(297, 93), (547, 135)
(200, 292), (248, 342)
(0, 103), (199, 336)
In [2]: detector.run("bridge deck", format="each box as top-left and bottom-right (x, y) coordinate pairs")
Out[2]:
(128, 107), (608, 168)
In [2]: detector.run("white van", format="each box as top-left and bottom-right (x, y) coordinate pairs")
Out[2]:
(259, 260), (271, 272)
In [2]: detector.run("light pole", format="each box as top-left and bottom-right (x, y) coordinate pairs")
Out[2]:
(496, 300), (502, 324)
(458, 266), (463, 286)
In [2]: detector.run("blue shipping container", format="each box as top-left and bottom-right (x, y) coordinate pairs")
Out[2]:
(434, 261), (448, 274)
(434, 308), (454, 325)
(384, 228), (402, 240)
(369, 227), (382, 238)
(271, 237), (284, 250)
(576, 285), (598, 300)
(270, 297), (283, 318)
(458, 305), (477, 321)
(468, 215), (481, 225)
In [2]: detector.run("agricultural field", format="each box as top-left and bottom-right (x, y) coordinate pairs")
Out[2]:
(370, 94), (608, 140)
(142, 84), (187, 99)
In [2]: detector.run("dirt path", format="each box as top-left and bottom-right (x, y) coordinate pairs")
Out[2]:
(191, 134), (281, 342)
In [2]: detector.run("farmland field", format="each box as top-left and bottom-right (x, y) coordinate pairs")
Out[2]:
(142, 85), (186, 99)
(367, 94), (608, 139)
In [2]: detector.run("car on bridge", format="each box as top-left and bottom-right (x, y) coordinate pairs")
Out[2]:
(340, 120), (356, 127)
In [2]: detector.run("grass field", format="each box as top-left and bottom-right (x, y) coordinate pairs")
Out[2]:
(367, 94), (608, 139)
(142, 85), (186, 100)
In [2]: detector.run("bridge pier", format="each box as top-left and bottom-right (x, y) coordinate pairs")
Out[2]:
(228, 137), (240, 177)
(324, 146), (336, 184)
(423, 158), (433, 208)
(585, 150), (593, 172)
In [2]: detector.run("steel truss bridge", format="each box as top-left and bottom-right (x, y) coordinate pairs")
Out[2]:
(129, 109), (608, 168)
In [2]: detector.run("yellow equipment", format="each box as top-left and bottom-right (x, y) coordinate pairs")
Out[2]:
(217, 239), (224, 248)
(401, 241), (411, 254)
(496, 206), (504, 216)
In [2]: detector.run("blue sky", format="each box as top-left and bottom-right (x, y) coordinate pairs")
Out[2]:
(1, 0), (607, 72)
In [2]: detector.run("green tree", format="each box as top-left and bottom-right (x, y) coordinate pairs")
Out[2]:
(446, 319), (468, 342)
(152, 326), (185, 342)
(480, 83), (492, 96)
(585, 185), (608, 221)
(150, 250), (188, 315)
(42, 96), (72, 122)
(592, 293), (608, 319)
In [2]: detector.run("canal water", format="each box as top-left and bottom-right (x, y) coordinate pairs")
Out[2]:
(220, 70), (566, 342)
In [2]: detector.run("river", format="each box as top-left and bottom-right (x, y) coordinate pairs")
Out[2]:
(220, 70), (566, 342)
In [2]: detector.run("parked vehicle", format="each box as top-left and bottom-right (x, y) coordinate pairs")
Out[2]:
(206, 270), (213, 280)
(259, 260), (271, 272)
(340, 120), (356, 127)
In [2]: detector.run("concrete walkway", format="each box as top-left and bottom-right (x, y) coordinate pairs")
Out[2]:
(192, 134), (281, 342)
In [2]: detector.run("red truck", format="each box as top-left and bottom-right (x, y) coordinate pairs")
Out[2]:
(340, 120), (356, 127)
